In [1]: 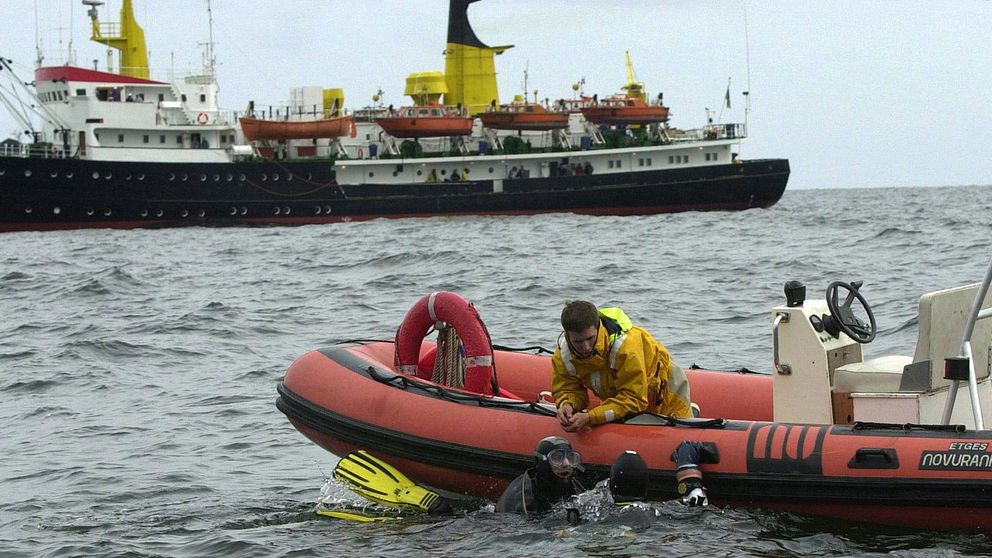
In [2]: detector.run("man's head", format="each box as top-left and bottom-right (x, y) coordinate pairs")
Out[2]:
(534, 435), (582, 479)
(561, 300), (600, 359)
(609, 450), (648, 503)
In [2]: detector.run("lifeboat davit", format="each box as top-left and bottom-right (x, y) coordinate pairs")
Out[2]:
(478, 102), (569, 131)
(580, 95), (670, 126)
(239, 115), (355, 142)
(375, 105), (475, 138)
(277, 281), (992, 531)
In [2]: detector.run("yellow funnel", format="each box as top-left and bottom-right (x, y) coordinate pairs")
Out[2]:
(404, 72), (448, 105)
(443, 0), (512, 115)
(86, 0), (149, 79)
(323, 88), (345, 117)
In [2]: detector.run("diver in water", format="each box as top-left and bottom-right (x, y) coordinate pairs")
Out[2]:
(495, 436), (586, 518)
(608, 445), (707, 506)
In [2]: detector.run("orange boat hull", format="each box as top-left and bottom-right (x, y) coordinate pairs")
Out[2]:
(479, 112), (569, 131)
(277, 340), (992, 530)
(239, 116), (354, 141)
(376, 116), (475, 138)
(581, 106), (670, 125)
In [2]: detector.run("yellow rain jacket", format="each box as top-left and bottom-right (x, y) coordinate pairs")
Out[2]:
(552, 308), (692, 423)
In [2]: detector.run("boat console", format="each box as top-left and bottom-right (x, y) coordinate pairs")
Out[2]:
(771, 266), (992, 428)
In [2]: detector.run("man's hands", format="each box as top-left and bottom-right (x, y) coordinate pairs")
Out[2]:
(556, 403), (592, 433)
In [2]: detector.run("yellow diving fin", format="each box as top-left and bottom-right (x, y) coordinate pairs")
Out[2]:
(315, 505), (402, 522)
(332, 450), (452, 515)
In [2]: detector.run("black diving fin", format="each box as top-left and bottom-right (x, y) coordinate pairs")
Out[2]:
(332, 450), (452, 515)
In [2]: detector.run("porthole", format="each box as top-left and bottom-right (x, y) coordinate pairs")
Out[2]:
(125, 174), (132, 181)
(182, 174), (189, 182)
(199, 174), (207, 182)
(50, 171), (58, 178)
(416, 170), (422, 176)
(369, 172), (375, 178)
(24, 207), (32, 214)
(137, 174), (145, 181)
(92, 171), (100, 179)
(86, 208), (95, 216)
(324, 206), (331, 214)
(140, 209), (148, 217)
(53, 207), (61, 215)
(103, 208), (112, 216)
(104, 172), (112, 179)
(488, 167), (494, 173)
(274, 206), (281, 215)
(283, 206), (291, 215)
(169, 173), (176, 181)
(213, 174), (220, 182)
(65, 172), (73, 179)
(306, 173), (313, 180)
(240, 206), (247, 216)
(392, 171), (398, 177)
(272, 174), (279, 181)
(0, 170), (5, 176)
(314, 206), (321, 214)
(181, 209), (188, 218)
(156, 209), (163, 217)
(238, 174), (246, 182)
(197, 209), (205, 217)
(260, 174), (267, 182)
(24, 169), (32, 177)
(226, 174), (232, 182)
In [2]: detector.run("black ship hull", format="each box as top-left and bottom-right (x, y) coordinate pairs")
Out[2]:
(0, 156), (789, 232)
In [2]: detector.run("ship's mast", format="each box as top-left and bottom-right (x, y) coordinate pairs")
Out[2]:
(206, 0), (216, 75)
(34, 0), (44, 67)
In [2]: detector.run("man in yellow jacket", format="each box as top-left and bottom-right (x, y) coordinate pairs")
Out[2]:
(552, 300), (692, 432)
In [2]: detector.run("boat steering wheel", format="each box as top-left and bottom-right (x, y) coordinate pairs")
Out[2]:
(826, 280), (877, 343)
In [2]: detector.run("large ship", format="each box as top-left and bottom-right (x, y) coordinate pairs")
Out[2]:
(0, 0), (790, 233)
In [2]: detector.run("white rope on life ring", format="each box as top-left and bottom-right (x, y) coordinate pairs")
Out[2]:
(196, 112), (209, 124)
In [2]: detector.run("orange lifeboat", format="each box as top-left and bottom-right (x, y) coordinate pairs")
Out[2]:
(580, 95), (670, 126)
(479, 102), (569, 131)
(375, 105), (475, 138)
(239, 115), (355, 142)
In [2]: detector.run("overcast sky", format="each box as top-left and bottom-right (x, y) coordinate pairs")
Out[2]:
(2, 0), (990, 190)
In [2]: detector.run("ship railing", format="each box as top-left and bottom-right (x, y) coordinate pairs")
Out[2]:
(246, 104), (349, 121)
(668, 122), (747, 142)
(0, 142), (74, 159)
(96, 22), (122, 38)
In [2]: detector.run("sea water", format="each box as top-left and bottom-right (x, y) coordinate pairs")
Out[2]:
(2, 185), (991, 557)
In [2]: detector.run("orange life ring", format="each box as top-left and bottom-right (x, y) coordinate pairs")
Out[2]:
(394, 291), (495, 395)
(197, 112), (209, 124)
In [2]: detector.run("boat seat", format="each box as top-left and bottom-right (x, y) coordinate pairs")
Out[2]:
(833, 356), (913, 393)
(907, 283), (991, 391)
(832, 282), (992, 395)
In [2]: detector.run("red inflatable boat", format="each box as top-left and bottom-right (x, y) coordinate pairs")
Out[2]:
(278, 283), (992, 530)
